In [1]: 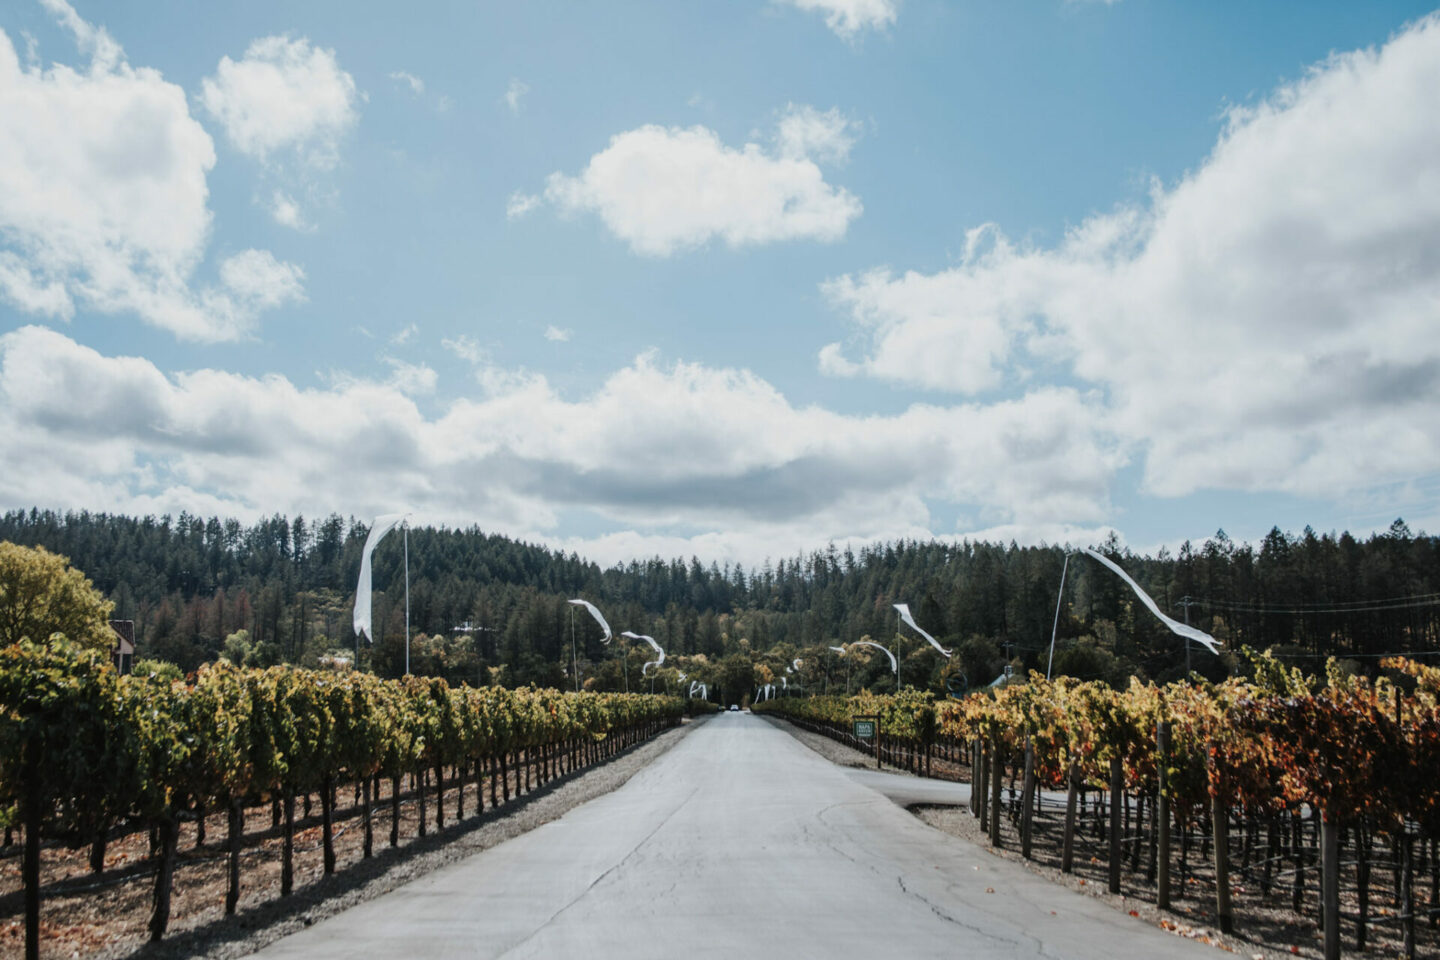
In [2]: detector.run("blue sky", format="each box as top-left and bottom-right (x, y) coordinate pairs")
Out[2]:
(1, 0), (1438, 565)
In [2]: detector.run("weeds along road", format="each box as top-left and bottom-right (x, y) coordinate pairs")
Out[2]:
(250, 711), (1213, 960)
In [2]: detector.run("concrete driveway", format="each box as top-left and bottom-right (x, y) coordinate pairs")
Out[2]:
(249, 710), (1213, 959)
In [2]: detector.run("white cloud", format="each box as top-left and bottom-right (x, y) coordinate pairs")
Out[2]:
(506, 191), (541, 220)
(269, 190), (310, 230)
(532, 107), (862, 256)
(388, 70), (424, 96)
(0, 4), (302, 340)
(0, 327), (1122, 566)
(781, 0), (898, 40)
(214, 249), (305, 312)
(821, 14), (1440, 502)
(382, 356), (437, 396)
(442, 334), (486, 365)
(775, 104), (858, 164)
(504, 77), (528, 115)
(200, 35), (358, 170)
(544, 325), (572, 342)
(390, 322), (418, 345)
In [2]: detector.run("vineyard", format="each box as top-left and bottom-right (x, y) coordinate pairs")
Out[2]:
(0, 639), (689, 960)
(755, 653), (1440, 960)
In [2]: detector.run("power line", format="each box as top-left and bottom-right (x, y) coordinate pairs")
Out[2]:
(1191, 595), (1440, 615)
(1264, 649), (1440, 660)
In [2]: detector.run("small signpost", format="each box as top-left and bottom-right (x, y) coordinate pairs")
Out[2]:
(853, 715), (880, 769)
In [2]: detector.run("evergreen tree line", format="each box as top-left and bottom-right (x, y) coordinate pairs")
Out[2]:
(2, 509), (1437, 690)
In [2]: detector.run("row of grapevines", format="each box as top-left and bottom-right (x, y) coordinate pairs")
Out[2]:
(0, 638), (685, 955)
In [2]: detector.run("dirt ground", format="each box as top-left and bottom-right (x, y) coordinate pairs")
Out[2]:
(768, 717), (1439, 960)
(0, 718), (705, 960)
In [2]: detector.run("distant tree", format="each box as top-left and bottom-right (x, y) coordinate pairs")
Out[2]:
(0, 542), (115, 652)
(131, 658), (184, 683)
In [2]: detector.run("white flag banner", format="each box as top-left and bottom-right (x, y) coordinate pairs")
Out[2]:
(850, 640), (898, 673)
(894, 603), (951, 657)
(568, 598), (613, 643)
(621, 631), (665, 676)
(828, 645), (846, 654)
(1082, 549), (1223, 655)
(353, 513), (407, 643)
(792, 658), (802, 672)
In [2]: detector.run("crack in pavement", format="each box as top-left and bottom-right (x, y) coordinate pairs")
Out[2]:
(495, 785), (700, 958)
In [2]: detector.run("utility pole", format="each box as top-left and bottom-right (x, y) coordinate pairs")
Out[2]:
(1176, 596), (1200, 673)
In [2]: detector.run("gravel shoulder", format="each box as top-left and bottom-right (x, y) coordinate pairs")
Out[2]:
(3, 717), (706, 960)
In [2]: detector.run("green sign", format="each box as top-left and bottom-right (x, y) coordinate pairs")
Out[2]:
(853, 719), (876, 739)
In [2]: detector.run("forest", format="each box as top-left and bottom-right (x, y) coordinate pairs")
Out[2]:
(1, 508), (1437, 696)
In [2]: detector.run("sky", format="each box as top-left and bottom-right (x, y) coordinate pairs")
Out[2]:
(1, 0), (1439, 567)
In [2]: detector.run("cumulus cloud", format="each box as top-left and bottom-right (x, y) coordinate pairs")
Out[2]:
(200, 35), (358, 169)
(530, 105), (862, 255)
(781, 0), (898, 40)
(544, 325), (572, 342)
(200, 34), (358, 229)
(821, 14), (1440, 501)
(0, 2), (302, 340)
(0, 327), (1122, 564)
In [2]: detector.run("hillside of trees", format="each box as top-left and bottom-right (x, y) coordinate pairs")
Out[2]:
(2, 509), (1437, 695)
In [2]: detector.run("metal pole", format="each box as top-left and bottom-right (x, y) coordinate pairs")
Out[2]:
(570, 606), (578, 692)
(1180, 597), (1192, 674)
(403, 522), (410, 677)
(1047, 553), (1069, 680)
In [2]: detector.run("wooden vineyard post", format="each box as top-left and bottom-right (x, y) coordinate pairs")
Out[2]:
(226, 800), (243, 914)
(1157, 721), (1171, 910)
(978, 740), (990, 831)
(969, 740), (980, 817)
(1211, 791), (1233, 934)
(1020, 737), (1036, 860)
(1108, 755), (1123, 894)
(990, 731), (1003, 848)
(1402, 825), (1416, 960)
(1062, 761), (1079, 874)
(23, 790), (39, 960)
(1322, 812), (1340, 960)
(360, 775), (373, 857)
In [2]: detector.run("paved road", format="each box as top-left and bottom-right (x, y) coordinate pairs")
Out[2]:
(251, 712), (1212, 959)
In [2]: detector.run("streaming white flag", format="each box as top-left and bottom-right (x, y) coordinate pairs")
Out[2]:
(894, 603), (951, 657)
(621, 631), (666, 676)
(568, 598), (613, 643)
(792, 658), (802, 672)
(1082, 549), (1223, 655)
(829, 645), (846, 655)
(850, 640), (898, 673)
(353, 513), (407, 643)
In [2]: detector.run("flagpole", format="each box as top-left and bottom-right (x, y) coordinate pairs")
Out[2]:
(570, 605), (578, 692)
(404, 521), (410, 677)
(1047, 553), (1070, 680)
